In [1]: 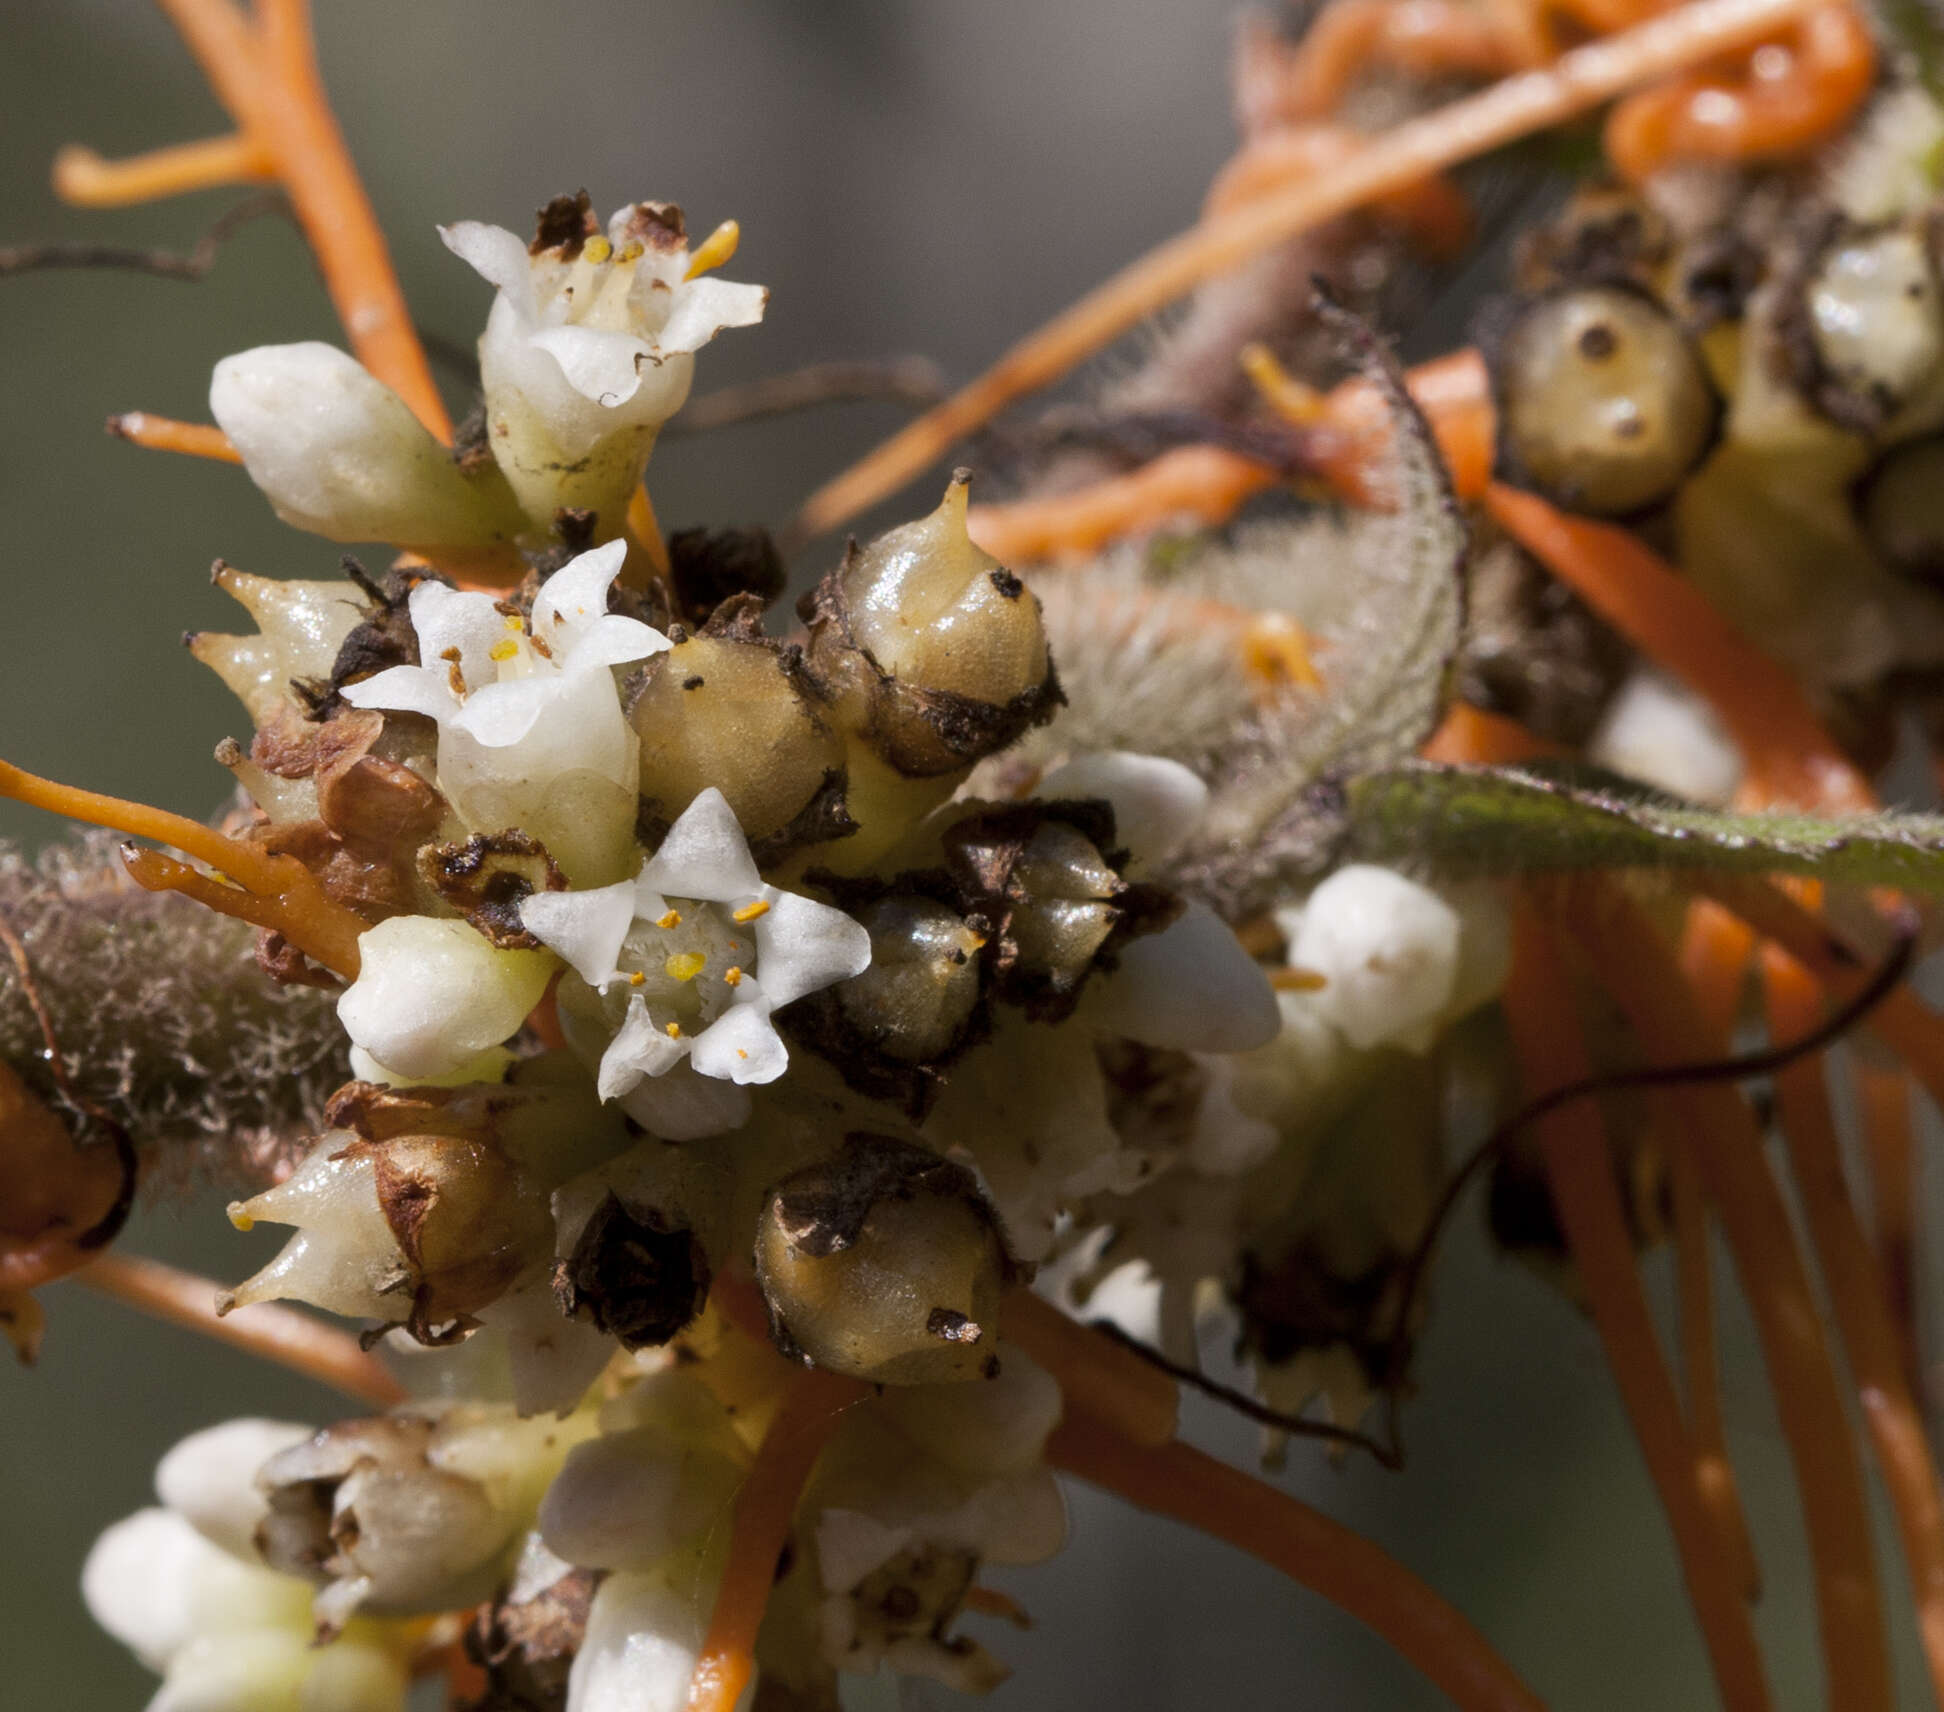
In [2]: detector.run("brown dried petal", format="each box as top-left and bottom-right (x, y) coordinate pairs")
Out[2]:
(419, 831), (567, 950)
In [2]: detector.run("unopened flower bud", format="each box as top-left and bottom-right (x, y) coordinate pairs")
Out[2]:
(155, 1418), (315, 1563)
(187, 563), (369, 729)
(756, 1133), (1010, 1384)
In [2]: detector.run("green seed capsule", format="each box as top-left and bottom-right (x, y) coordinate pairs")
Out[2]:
(1858, 434), (1944, 584)
(1494, 285), (1721, 517)
(1797, 225), (1944, 432)
(755, 1133), (1009, 1384)
(837, 897), (986, 1063)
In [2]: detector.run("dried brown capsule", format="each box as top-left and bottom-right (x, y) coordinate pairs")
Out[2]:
(1493, 284), (1721, 517)
(755, 1132), (1010, 1384)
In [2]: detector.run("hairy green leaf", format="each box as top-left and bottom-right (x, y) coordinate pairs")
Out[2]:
(1345, 762), (1944, 889)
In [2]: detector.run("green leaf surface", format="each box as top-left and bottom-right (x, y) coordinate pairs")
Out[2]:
(1345, 761), (1944, 889)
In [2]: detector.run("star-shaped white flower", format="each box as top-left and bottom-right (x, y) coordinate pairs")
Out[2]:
(521, 788), (871, 1140)
(341, 541), (667, 883)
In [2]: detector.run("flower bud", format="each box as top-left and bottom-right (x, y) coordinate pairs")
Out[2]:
(211, 342), (524, 551)
(155, 1419), (315, 1563)
(187, 564), (368, 729)
(756, 1133), (1010, 1384)
(629, 609), (849, 857)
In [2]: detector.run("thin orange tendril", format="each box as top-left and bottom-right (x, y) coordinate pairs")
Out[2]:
(1046, 1411), (1547, 1712)
(52, 133), (273, 206)
(77, 1251), (404, 1408)
(105, 413), (241, 463)
(1552, 876), (1892, 1711)
(1762, 949), (1944, 1705)
(1856, 1060), (1921, 1389)
(1002, 1287), (1180, 1449)
(1505, 905), (1771, 1707)
(792, 0), (1824, 542)
(0, 759), (364, 977)
(686, 1364), (865, 1712)
(1483, 483), (1872, 812)
(64, 0), (447, 439)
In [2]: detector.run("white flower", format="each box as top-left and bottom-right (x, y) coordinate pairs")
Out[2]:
(442, 202), (766, 526)
(522, 787), (870, 1140)
(210, 342), (525, 552)
(342, 541), (667, 883)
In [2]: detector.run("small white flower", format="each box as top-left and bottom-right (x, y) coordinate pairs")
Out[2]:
(521, 787), (871, 1140)
(442, 202), (766, 527)
(342, 541), (667, 883)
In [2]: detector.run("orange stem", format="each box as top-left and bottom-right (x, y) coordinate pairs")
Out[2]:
(1695, 876), (1944, 1118)
(687, 1365), (864, 1712)
(1002, 1288), (1180, 1448)
(52, 133), (273, 206)
(1857, 1061), (1920, 1390)
(1505, 907), (1770, 1708)
(1553, 877), (1891, 1712)
(1046, 1412), (1546, 1712)
(106, 413), (241, 463)
(77, 1251), (404, 1408)
(792, 0), (1824, 540)
(0, 759), (364, 976)
(1762, 949), (1944, 1705)
(1484, 483), (1871, 812)
(1421, 702), (1560, 764)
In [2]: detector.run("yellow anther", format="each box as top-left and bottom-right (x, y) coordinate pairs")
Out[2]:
(489, 638), (519, 662)
(226, 1204), (254, 1232)
(1270, 966), (1329, 992)
(583, 234), (613, 265)
(732, 898), (771, 923)
(736, 1048), (749, 1060)
(656, 909), (683, 930)
(628, 970), (647, 987)
(723, 965), (744, 987)
(1240, 342), (1328, 426)
(1241, 614), (1323, 693)
(665, 951), (707, 983)
(616, 241), (644, 264)
(503, 612), (525, 631)
(685, 219), (741, 280)
(664, 1021), (683, 1039)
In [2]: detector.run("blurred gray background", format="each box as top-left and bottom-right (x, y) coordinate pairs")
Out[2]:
(0, 2), (1929, 1707)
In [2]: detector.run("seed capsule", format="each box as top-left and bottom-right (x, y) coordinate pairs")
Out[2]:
(1493, 285), (1721, 517)
(1858, 434), (1944, 584)
(1790, 223), (1944, 433)
(836, 896), (986, 1063)
(629, 605), (849, 856)
(755, 1132), (1009, 1384)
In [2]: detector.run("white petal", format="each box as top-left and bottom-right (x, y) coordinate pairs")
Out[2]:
(656, 278), (768, 357)
(407, 580), (506, 688)
(1291, 865), (1461, 1054)
(155, 1420), (313, 1563)
(640, 787), (761, 901)
(529, 325), (656, 407)
(439, 220), (539, 319)
(539, 1427), (744, 1571)
(449, 676), (561, 748)
(82, 1509), (216, 1670)
(1088, 901), (1280, 1052)
(338, 917), (555, 1081)
(533, 542), (628, 645)
(521, 884), (639, 988)
(474, 1268), (617, 1419)
(1038, 752), (1209, 869)
(574, 614), (670, 673)
(338, 663), (453, 723)
(210, 343), (504, 547)
(619, 1062), (750, 1140)
(751, 892), (872, 1008)
(687, 1001), (787, 1085)
(597, 995), (686, 1101)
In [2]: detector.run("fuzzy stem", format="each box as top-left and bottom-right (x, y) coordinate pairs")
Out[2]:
(76, 1251), (403, 1408)
(1762, 949), (1944, 1704)
(1551, 877), (1891, 1712)
(1046, 1412), (1547, 1712)
(792, 0), (1820, 539)
(1505, 906), (1770, 1707)
(687, 1365), (864, 1712)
